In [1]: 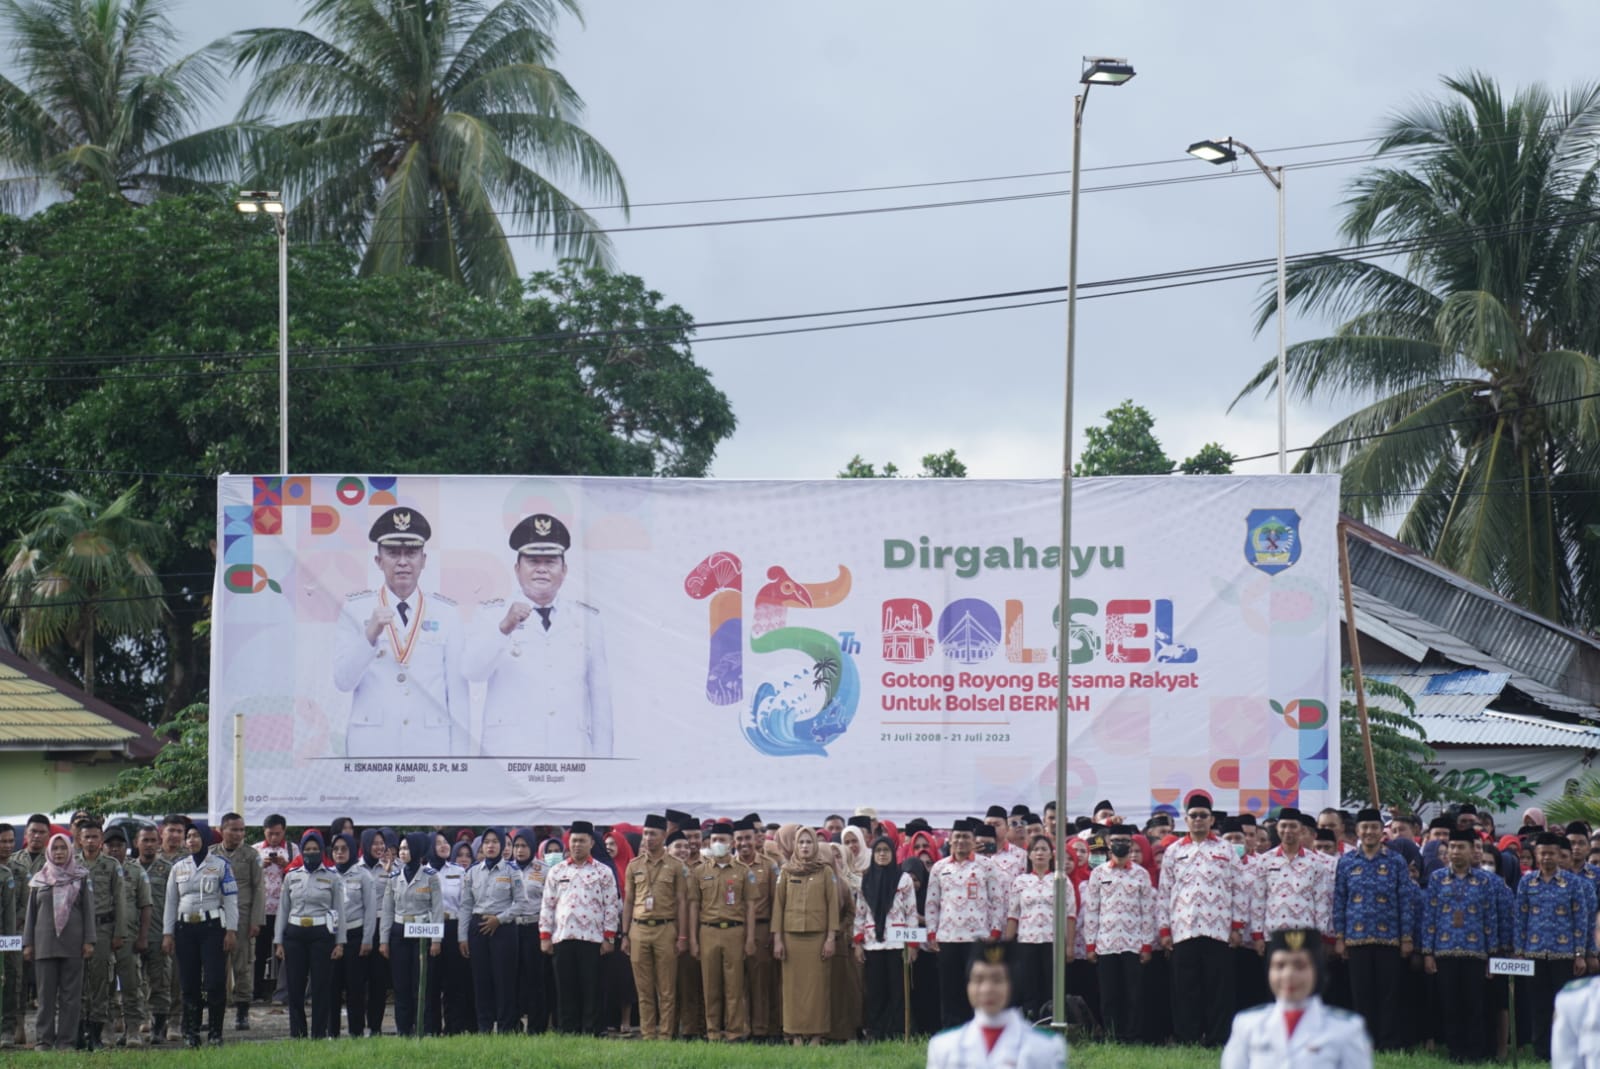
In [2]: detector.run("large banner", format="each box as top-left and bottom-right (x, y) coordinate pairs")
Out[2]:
(210, 474), (1341, 824)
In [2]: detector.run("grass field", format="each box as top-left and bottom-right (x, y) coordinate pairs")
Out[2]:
(0, 1034), (1554, 1067)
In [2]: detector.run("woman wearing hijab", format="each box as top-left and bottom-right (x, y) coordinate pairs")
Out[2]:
(459, 827), (526, 1034)
(773, 826), (838, 1045)
(426, 832), (471, 1036)
(275, 832), (345, 1040)
(899, 829), (944, 866)
(357, 828), (394, 1035)
(22, 833), (94, 1051)
(899, 857), (940, 1036)
(327, 832), (375, 1038)
(508, 830), (549, 1034)
(822, 842), (862, 1042)
(380, 832), (442, 1037)
(162, 822), (240, 1047)
(593, 828), (637, 1037)
(854, 837), (918, 1040)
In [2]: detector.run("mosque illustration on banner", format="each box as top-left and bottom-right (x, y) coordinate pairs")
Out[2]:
(881, 599), (936, 663)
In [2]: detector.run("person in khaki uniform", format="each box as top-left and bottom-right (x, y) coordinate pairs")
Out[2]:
(11, 814), (53, 1048)
(0, 824), (21, 1049)
(78, 821), (125, 1051)
(620, 814), (688, 1040)
(689, 822), (757, 1041)
(772, 825), (838, 1045)
(666, 831), (705, 1036)
(211, 814), (264, 1031)
(104, 828), (151, 1046)
(132, 826), (174, 1044)
(733, 816), (782, 1042)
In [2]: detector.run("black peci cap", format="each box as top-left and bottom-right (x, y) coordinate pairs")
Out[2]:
(509, 513), (571, 556)
(369, 506), (431, 545)
(643, 814), (667, 831)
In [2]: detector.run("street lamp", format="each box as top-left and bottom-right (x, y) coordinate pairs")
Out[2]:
(1054, 54), (1134, 1032)
(234, 190), (289, 476)
(1186, 137), (1288, 473)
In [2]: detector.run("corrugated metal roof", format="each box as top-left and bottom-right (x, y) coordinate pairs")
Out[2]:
(1415, 710), (1600, 748)
(0, 652), (149, 753)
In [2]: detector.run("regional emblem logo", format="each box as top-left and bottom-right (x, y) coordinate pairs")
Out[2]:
(1244, 509), (1301, 575)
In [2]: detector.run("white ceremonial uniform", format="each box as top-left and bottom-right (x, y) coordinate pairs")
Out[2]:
(463, 597), (612, 757)
(1220, 996), (1373, 1069)
(1553, 975), (1600, 1067)
(925, 1008), (1066, 1069)
(333, 586), (469, 757)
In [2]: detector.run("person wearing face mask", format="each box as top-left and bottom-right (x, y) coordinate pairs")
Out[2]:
(688, 822), (756, 1041)
(1220, 928), (1371, 1068)
(162, 823), (239, 1047)
(1083, 825), (1156, 1042)
(326, 832), (374, 1039)
(924, 942), (1066, 1068)
(459, 827), (526, 1034)
(22, 832), (95, 1052)
(1331, 808), (1417, 1052)
(1157, 792), (1244, 1049)
(423, 832), (469, 1035)
(1219, 817), (1269, 1015)
(1003, 834), (1064, 1023)
(380, 832), (442, 1037)
(539, 821), (620, 1036)
(274, 832), (346, 1040)
(925, 819), (1003, 1030)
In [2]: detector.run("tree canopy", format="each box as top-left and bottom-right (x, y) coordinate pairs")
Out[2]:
(1074, 400), (1235, 477)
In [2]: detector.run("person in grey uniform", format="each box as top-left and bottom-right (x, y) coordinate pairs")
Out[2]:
(333, 507), (470, 757)
(327, 832), (375, 1038)
(162, 824), (239, 1047)
(463, 513), (612, 757)
(23, 833), (95, 1052)
(381, 832), (443, 1037)
(458, 827), (527, 1033)
(274, 832), (346, 1040)
(509, 829), (549, 1033)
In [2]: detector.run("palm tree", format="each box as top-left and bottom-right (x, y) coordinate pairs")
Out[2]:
(1236, 73), (1600, 628)
(0, 0), (245, 211)
(234, 0), (627, 297)
(2, 488), (167, 696)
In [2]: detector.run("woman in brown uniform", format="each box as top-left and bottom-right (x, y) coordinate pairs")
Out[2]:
(22, 833), (95, 1051)
(772, 826), (837, 1045)
(822, 842), (862, 1042)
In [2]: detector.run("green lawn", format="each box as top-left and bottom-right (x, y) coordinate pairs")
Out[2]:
(0, 1034), (1557, 1066)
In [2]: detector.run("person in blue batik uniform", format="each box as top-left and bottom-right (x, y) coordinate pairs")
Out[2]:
(1331, 807), (1418, 1051)
(1516, 831), (1590, 1059)
(1420, 828), (1496, 1064)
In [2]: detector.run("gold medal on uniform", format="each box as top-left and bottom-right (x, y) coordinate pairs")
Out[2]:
(381, 588), (424, 694)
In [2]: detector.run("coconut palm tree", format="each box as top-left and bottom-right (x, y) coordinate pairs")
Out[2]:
(2, 488), (167, 696)
(233, 0), (627, 297)
(0, 0), (244, 211)
(1236, 73), (1600, 628)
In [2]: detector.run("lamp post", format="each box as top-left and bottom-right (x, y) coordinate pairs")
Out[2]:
(234, 190), (289, 475)
(1186, 138), (1288, 473)
(1053, 54), (1134, 1032)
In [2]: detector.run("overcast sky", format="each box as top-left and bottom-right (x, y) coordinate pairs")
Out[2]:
(159, 1), (1600, 500)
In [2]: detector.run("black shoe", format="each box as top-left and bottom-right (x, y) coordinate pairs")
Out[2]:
(184, 1034), (201, 1049)
(235, 1004), (251, 1031)
(87, 1022), (105, 1051)
(207, 1034), (223, 1046)
(150, 1015), (166, 1045)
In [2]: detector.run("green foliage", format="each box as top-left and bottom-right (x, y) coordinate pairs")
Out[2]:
(1338, 670), (1485, 810)
(1547, 776), (1600, 829)
(0, 194), (733, 719)
(233, 0), (626, 296)
(2, 487), (167, 697)
(60, 701), (208, 816)
(838, 449), (967, 479)
(1075, 400), (1172, 476)
(0, 0), (247, 211)
(1177, 442), (1235, 475)
(1236, 72), (1600, 629)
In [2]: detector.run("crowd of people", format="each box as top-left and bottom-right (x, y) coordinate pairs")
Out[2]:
(3, 793), (1600, 1062)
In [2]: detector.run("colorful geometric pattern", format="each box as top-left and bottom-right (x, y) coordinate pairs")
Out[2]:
(222, 505), (280, 594)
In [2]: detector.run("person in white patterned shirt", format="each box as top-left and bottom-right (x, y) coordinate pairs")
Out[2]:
(1084, 824), (1156, 1041)
(1005, 835), (1068, 1022)
(1158, 791), (1245, 1047)
(537, 821), (619, 1037)
(927, 819), (1005, 1029)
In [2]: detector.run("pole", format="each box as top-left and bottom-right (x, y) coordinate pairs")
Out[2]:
(233, 711), (245, 817)
(417, 937), (429, 1041)
(1337, 524), (1381, 807)
(276, 216), (289, 476)
(903, 947), (912, 1041)
(1052, 83), (1089, 1034)
(1275, 166), (1287, 474)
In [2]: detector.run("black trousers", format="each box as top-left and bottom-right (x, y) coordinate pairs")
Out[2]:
(1530, 957), (1574, 1059)
(515, 925), (547, 1033)
(389, 926), (431, 1037)
(468, 918), (520, 1033)
(1432, 955), (1486, 1062)
(174, 919), (227, 1039)
(1346, 945), (1404, 1050)
(363, 928), (388, 1035)
(862, 948), (905, 1039)
(282, 924), (334, 1039)
(253, 921), (275, 999)
(1170, 937), (1233, 1047)
(328, 928), (367, 1037)
(1013, 942), (1051, 1021)
(426, 918), (471, 1034)
(935, 942), (975, 1028)
(1097, 952), (1142, 1042)
(552, 939), (604, 1036)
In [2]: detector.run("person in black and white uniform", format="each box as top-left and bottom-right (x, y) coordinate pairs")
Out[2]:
(326, 832), (374, 1039)
(274, 832), (345, 1040)
(162, 823), (239, 1048)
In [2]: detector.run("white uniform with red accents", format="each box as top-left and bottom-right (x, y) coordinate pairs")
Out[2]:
(926, 855), (1004, 943)
(1158, 836), (1246, 944)
(1083, 861), (1158, 956)
(1252, 846), (1333, 940)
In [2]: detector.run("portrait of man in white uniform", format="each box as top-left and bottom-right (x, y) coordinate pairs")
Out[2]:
(464, 513), (613, 757)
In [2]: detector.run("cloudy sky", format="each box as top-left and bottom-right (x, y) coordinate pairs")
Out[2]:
(162, 1), (1598, 499)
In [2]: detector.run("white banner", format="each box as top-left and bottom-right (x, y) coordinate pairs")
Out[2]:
(1424, 747), (1598, 820)
(209, 475), (1341, 824)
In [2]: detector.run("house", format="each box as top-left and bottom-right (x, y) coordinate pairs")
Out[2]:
(1343, 518), (1600, 820)
(0, 638), (161, 816)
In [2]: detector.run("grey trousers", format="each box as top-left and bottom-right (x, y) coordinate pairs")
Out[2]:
(36, 955), (85, 1051)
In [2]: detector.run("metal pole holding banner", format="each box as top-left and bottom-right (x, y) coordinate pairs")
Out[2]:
(903, 948), (912, 1041)
(1337, 523), (1381, 808)
(233, 711), (245, 819)
(404, 921), (443, 1039)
